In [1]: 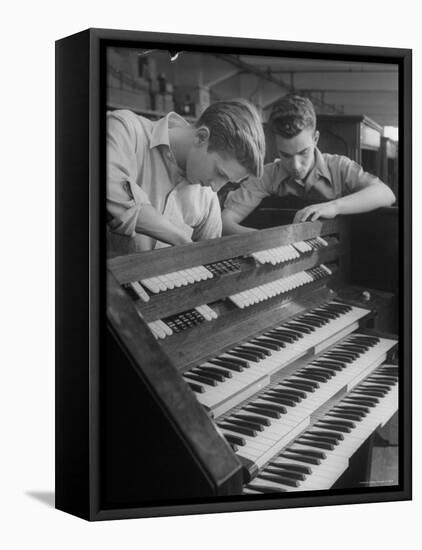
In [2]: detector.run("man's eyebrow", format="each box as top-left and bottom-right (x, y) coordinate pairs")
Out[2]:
(279, 146), (311, 156)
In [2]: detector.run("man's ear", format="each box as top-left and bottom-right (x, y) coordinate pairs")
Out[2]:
(313, 130), (320, 146)
(194, 126), (211, 146)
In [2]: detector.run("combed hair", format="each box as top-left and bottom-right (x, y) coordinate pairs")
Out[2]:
(196, 99), (265, 178)
(269, 94), (316, 138)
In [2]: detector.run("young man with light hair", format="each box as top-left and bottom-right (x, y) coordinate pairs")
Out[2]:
(107, 99), (265, 254)
(222, 95), (395, 235)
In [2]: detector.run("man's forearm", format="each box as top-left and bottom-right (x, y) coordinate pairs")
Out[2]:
(222, 210), (257, 235)
(222, 218), (256, 235)
(332, 183), (396, 216)
(135, 204), (192, 246)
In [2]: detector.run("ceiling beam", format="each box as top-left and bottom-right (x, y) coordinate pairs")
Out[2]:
(215, 54), (341, 114)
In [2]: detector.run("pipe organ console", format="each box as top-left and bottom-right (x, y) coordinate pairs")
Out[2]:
(104, 219), (398, 507)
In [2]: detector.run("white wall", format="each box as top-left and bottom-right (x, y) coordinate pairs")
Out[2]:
(1, 1), (419, 549)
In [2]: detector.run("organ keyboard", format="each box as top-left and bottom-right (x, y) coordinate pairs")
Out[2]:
(105, 219), (398, 506)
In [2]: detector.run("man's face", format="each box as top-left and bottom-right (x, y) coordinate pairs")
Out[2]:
(275, 128), (319, 180)
(185, 128), (249, 192)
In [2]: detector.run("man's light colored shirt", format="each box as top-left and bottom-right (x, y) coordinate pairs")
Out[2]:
(224, 148), (382, 220)
(107, 109), (221, 252)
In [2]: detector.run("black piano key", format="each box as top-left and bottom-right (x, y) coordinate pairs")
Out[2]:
(265, 389), (300, 405)
(244, 405), (281, 419)
(236, 344), (270, 358)
(297, 370), (329, 382)
(291, 374), (321, 387)
(251, 338), (282, 351)
(340, 344), (369, 353)
(353, 388), (386, 398)
(285, 447), (326, 460)
(183, 372), (218, 387)
(264, 467), (306, 482)
(370, 376), (396, 385)
(257, 473), (300, 488)
(267, 331), (298, 344)
(343, 396), (378, 407)
(192, 367), (227, 382)
(297, 317), (325, 328)
(311, 360), (344, 371)
(259, 334), (287, 347)
(186, 381), (205, 393)
(275, 386), (307, 399)
(232, 412), (271, 427)
(218, 355), (250, 368)
(274, 326), (303, 337)
(260, 393), (295, 407)
(326, 411), (363, 422)
(254, 401), (287, 414)
(226, 351), (261, 363)
(281, 380), (315, 393)
(331, 405), (368, 416)
(208, 358), (244, 372)
(325, 303), (351, 313)
(332, 405), (369, 415)
(349, 335), (380, 345)
(224, 417), (265, 432)
(296, 437), (336, 451)
(217, 422), (258, 438)
(315, 421), (352, 433)
(246, 483), (286, 494)
(379, 367), (399, 375)
(312, 308), (340, 319)
(222, 433), (246, 447)
(225, 349), (258, 363)
(285, 322), (314, 334)
(359, 384), (390, 394)
(306, 430), (343, 443)
(326, 348), (360, 359)
(269, 461), (312, 475)
(197, 365), (233, 379)
(318, 418), (356, 429)
(304, 366), (335, 377)
(323, 352), (355, 363)
(280, 452), (321, 466)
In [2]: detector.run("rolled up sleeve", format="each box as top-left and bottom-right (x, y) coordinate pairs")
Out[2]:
(223, 162), (279, 220)
(107, 112), (151, 237)
(338, 156), (382, 195)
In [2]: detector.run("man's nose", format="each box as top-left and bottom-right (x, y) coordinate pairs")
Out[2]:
(291, 156), (301, 171)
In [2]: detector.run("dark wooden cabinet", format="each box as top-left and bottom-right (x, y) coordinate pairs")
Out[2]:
(316, 114), (383, 178)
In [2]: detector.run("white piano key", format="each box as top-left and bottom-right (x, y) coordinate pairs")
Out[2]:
(155, 319), (173, 337)
(316, 236), (329, 246)
(130, 281), (150, 302)
(140, 277), (162, 294)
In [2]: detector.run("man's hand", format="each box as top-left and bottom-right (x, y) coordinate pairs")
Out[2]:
(293, 201), (339, 223)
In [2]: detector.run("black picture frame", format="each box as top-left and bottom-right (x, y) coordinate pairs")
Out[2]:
(55, 28), (412, 521)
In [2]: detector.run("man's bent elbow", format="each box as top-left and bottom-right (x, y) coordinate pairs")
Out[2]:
(381, 183), (396, 207)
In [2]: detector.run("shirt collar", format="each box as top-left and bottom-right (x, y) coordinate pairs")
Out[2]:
(149, 111), (189, 150)
(311, 148), (332, 184)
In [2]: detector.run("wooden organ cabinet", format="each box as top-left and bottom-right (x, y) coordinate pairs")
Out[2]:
(103, 218), (398, 508)
(380, 136), (399, 200)
(316, 114), (383, 179)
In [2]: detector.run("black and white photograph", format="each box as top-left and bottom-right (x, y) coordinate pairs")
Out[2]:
(55, 28), (411, 522)
(101, 36), (409, 515)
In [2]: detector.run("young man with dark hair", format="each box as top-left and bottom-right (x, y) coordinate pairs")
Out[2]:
(107, 99), (265, 253)
(222, 95), (395, 235)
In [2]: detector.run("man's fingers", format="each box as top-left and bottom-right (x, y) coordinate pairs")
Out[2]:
(293, 209), (306, 223)
(301, 209), (315, 222)
(310, 210), (321, 222)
